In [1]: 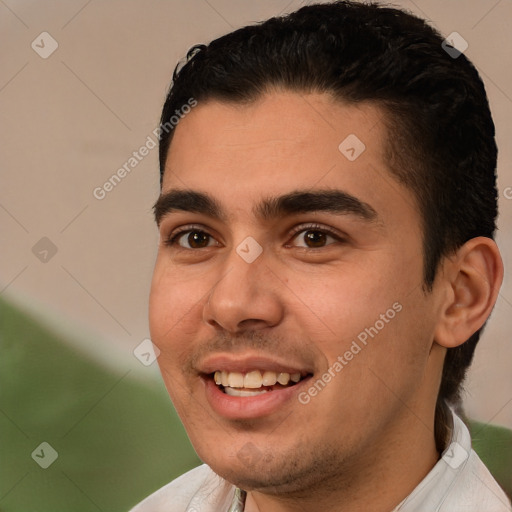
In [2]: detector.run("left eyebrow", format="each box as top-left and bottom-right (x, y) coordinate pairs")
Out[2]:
(153, 188), (379, 226)
(255, 190), (378, 222)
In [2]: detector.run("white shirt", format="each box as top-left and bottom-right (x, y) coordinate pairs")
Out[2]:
(130, 411), (511, 512)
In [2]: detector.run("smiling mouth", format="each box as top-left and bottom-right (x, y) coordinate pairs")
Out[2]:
(212, 370), (310, 397)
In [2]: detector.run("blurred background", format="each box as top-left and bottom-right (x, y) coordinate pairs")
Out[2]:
(1, 0), (511, 510)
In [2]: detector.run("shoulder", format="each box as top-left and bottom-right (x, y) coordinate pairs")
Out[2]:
(439, 449), (511, 512)
(129, 464), (235, 512)
(440, 410), (511, 511)
(399, 411), (511, 512)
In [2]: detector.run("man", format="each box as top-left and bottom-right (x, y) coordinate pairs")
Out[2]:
(132, 1), (511, 510)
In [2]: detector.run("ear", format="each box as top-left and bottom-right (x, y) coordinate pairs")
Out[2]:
(434, 237), (504, 349)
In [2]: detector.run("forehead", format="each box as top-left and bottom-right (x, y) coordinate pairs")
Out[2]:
(162, 92), (418, 226)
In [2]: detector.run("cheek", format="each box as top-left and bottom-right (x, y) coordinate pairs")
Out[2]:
(148, 261), (205, 354)
(349, 290), (435, 404)
(149, 267), (203, 410)
(286, 264), (402, 346)
(294, 259), (430, 388)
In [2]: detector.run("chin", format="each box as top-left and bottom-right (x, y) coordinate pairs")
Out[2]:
(202, 439), (338, 497)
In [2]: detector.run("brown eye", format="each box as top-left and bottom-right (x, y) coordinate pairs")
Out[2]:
(170, 230), (216, 249)
(185, 231), (211, 248)
(291, 228), (337, 248)
(303, 230), (327, 247)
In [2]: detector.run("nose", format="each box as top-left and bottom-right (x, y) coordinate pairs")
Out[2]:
(203, 248), (284, 334)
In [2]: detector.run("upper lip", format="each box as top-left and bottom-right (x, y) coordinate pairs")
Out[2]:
(197, 353), (314, 376)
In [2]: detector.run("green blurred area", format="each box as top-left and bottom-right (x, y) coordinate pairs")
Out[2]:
(471, 420), (512, 500)
(0, 296), (200, 512)
(0, 296), (510, 511)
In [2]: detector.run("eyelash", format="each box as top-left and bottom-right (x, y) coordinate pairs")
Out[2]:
(164, 223), (345, 249)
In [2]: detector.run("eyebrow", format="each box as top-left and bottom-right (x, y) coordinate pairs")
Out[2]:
(153, 189), (378, 226)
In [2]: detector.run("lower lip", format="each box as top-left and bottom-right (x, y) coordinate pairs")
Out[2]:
(203, 377), (311, 420)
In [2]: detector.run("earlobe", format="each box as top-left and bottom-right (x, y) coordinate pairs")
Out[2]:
(434, 237), (504, 349)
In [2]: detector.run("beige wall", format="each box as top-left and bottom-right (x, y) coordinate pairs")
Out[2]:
(1, 0), (511, 428)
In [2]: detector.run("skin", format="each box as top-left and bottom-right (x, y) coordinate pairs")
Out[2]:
(149, 91), (503, 512)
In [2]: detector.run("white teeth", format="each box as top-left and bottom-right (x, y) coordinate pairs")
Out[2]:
(213, 369), (304, 392)
(225, 387), (268, 397)
(277, 372), (290, 385)
(262, 371), (278, 386)
(227, 372), (244, 388)
(244, 370), (263, 388)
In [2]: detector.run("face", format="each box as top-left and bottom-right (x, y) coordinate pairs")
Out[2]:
(149, 91), (444, 495)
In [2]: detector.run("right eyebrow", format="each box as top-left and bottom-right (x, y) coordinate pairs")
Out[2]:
(153, 189), (226, 226)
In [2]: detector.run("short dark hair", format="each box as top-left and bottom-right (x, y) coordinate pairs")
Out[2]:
(157, 1), (498, 448)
